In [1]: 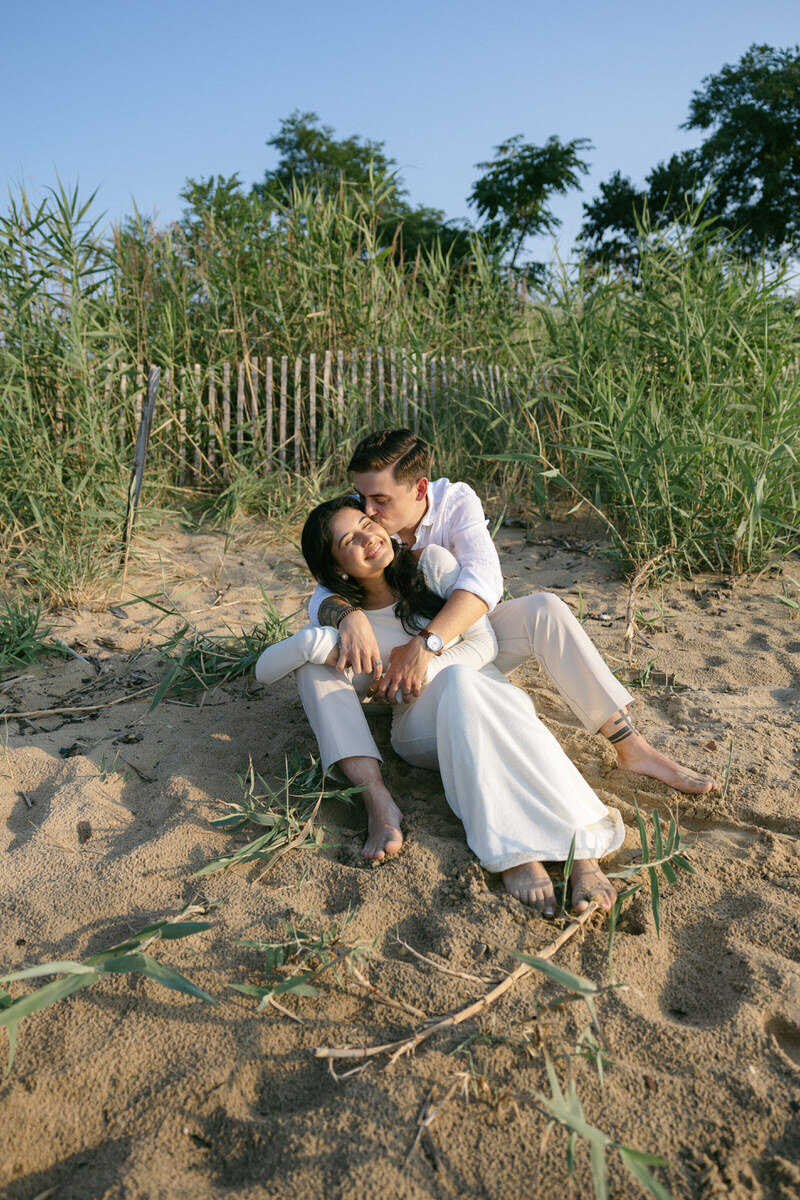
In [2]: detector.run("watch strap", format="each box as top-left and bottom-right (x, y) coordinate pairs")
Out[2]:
(418, 627), (443, 656)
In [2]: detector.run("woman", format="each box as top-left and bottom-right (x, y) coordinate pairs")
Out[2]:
(255, 497), (624, 916)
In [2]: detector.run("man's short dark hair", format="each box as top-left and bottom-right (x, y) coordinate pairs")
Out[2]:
(348, 428), (430, 484)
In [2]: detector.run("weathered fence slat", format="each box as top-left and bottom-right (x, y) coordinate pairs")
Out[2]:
(194, 363), (202, 479)
(265, 356), (273, 462)
(178, 367), (187, 487)
(208, 368), (216, 470)
(250, 357), (259, 450)
(390, 347), (398, 418)
(401, 354), (408, 425)
(322, 350), (331, 453)
(336, 349), (345, 427)
(222, 362), (231, 479)
(377, 348), (385, 419)
(237, 361), (245, 456)
(279, 356), (288, 470)
(294, 355), (303, 468)
(111, 347), (523, 479)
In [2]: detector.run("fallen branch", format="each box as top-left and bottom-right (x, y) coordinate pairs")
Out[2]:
(1, 684), (156, 721)
(349, 963), (428, 1020)
(313, 902), (598, 1064)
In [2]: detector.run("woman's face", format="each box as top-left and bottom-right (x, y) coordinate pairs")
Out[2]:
(328, 508), (394, 581)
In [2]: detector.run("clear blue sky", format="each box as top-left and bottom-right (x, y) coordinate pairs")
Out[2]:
(3, 1), (798, 261)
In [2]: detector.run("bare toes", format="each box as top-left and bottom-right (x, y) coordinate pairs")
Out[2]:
(571, 864), (616, 913)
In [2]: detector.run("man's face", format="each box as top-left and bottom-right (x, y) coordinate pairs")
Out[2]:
(352, 467), (425, 536)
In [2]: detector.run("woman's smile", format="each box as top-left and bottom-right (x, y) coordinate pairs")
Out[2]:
(329, 509), (394, 580)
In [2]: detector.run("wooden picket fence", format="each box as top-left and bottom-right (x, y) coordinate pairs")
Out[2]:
(113, 348), (531, 481)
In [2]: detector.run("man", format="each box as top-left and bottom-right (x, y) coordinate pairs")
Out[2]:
(300, 428), (716, 892)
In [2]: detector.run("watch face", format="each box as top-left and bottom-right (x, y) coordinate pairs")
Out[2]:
(425, 632), (444, 653)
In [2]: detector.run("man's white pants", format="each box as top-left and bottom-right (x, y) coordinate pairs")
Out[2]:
(297, 593), (634, 772)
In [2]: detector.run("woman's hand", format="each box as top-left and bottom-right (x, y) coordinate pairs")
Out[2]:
(336, 610), (383, 682)
(373, 637), (432, 702)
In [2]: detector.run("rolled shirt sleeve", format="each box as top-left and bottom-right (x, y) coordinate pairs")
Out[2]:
(429, 482), (504, 611)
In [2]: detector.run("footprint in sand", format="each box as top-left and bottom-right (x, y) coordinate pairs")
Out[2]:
(765, 1014), (800, 1067)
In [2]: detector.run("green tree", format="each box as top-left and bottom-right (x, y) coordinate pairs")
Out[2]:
(254, 110), (400, 203)
(580, 153), (703, 268)
(255, 110), (472, 263)
(685, 43), (800, 256)
(581, 44), (800, 265)
(469, 134), (592, 269)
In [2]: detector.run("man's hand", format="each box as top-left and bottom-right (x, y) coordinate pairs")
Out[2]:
(337, 610), (383, 681)
(373, 636), (432, 702)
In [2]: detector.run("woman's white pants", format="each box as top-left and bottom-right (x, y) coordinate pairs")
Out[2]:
(297, 592), (634, 772)
(388, 662), (623, 871)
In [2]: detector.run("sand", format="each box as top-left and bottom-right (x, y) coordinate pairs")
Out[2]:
(1, 515), (799, 1200)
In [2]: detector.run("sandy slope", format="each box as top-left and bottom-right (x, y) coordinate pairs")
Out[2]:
(1, 517), (799, 1200)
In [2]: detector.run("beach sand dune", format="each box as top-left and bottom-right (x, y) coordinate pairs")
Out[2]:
(1, 519), (799, 1199)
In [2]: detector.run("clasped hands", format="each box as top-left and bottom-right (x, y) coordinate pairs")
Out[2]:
(336, 609), (431, 704)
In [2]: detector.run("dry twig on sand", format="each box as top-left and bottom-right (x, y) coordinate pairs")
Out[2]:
(313, 902), (598, 1065)
(623, 549), (672, 664)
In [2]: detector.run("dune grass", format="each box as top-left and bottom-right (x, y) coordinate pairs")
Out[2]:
(1, 181), (798, 605)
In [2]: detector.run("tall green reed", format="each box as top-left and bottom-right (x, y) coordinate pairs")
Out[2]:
(516, 217), (800, 574)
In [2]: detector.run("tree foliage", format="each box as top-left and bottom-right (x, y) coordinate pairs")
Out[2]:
(685, 43), (800, 255)
(581, 44), (800, 266)
(580, 154), (703, 268)
(255, 110), (400, 202)
(469, 134), (592, 269)
(254, 110), (472, 262)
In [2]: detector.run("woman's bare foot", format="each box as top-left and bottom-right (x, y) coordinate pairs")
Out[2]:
(502, 861), (556, 915)
(571, 859), (616, 913)
(334, 756), (404, 862)
(362, 785), (404, 861)
(600, 712), (717, 795)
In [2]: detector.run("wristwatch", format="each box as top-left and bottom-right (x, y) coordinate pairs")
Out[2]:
(418, 627), (444, 655)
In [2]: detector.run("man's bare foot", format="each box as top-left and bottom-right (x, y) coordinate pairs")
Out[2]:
(600, 711), (717, 794)
(571, 859), (616, 913)
(362, 784), (404, 861)
(502, 861), (556, 915)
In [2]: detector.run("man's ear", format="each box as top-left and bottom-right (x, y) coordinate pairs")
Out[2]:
(415, 477), (429, 503)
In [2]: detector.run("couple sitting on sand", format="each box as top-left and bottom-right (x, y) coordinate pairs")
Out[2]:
(255, 428), (716, 916)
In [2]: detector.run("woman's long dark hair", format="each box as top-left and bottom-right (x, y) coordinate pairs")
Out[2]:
(301, 496), (444, 634)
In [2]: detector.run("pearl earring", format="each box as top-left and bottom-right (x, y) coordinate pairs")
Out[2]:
(340, 573), (349, 581)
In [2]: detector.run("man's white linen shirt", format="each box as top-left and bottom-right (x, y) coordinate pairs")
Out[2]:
(307, 478), (504, 625)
